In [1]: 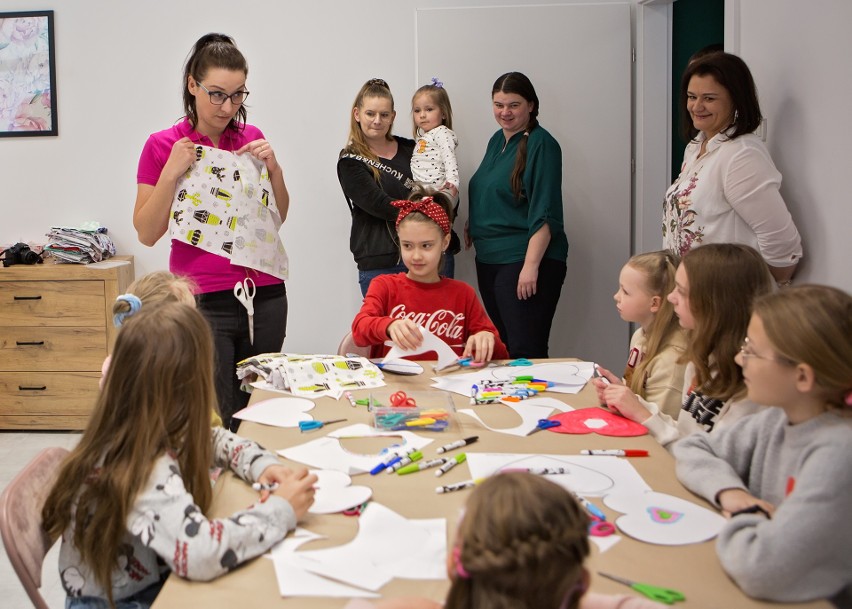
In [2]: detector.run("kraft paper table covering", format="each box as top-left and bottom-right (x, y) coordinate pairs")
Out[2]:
(151, 360), (830, 609)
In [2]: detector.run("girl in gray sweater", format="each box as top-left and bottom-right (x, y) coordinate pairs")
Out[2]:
(673, 285), (852, 607)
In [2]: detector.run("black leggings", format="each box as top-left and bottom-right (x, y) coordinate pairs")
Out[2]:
(197, 282), (287, 429)
(475, 258), (566, 359)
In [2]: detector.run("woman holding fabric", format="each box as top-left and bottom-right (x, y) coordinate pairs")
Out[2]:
(663, 52), (802, 285)
(338, 79), (460, 297)
(467, 72), (568, 359)
(133, 33), (290, 430)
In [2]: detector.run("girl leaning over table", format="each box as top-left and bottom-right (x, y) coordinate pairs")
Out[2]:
(42, 303), (316, 609)
(133, 33), (290, 430)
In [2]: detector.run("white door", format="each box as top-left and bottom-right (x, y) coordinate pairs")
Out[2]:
(417, 3), (632, 367)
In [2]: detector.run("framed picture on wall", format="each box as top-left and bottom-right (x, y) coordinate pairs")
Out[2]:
(0, 10), (57, 137)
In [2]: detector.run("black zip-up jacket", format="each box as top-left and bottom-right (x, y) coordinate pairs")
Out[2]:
(337, 137), (416, 271)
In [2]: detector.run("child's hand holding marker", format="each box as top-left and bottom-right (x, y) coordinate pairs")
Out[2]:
(253, 466), (317, 518)
(592, 365), (649, 422)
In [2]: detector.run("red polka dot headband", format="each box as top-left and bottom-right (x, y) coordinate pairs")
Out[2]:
(391, 197), (450, 234)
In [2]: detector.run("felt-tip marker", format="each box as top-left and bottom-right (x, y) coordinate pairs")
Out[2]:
(251, 482), (279, 492)
(574, 493), (607, 521)
(501, 467), (569, 475)
(436, 436), (479, 454)
(397, 458), (446, 475)
(580, 449), (649, 457)
(436, 478), (483, 494)
(435, 452), (467, 476)
(388, 450), (423, 473)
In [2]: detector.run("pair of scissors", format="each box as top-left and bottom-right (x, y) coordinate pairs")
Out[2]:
(390, 391), (416, 407)
(343, 500), (370, 516)
(507, 358), (534, 366)
(588, 518), (616, 537)
(529, 418), (561, 434)
(598, 572), (685, 605)
(233, 278), (256, 344)
(298, 418), (347, 432)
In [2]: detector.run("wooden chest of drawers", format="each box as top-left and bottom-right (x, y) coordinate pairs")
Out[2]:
(0, 256), (134, 429)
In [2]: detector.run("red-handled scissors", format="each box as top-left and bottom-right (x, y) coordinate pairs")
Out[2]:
(390, 391), (416, 407)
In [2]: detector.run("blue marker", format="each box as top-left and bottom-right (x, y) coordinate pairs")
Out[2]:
(470, 383), (478, 405)
(574, 493), (606, 521)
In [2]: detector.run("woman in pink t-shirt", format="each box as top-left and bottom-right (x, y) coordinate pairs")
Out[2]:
(133, 33), (290, 430)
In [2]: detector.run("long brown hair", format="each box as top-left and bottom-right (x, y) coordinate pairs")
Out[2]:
(625, 250), (684, 397)
(445, 473), (589, 609)
(682, 244), (773, 399)
(754, 285), (852, 411)
(342, 78), (396, 181)
(182, 33), (248, 132)
(42, 303), (217, 607)
(492, 72), (540, 200)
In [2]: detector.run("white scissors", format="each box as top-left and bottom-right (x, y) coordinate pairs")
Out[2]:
(234, 278), (256, 344)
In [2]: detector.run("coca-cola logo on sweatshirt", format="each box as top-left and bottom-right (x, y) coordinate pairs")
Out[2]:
(389, 305), (465, 342)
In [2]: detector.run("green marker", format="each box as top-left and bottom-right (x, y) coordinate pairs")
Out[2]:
(388, 450), (423, 473)
(397, 457), (447, 475)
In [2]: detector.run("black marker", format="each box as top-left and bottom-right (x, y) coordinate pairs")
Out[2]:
(436, 436), (479, 454)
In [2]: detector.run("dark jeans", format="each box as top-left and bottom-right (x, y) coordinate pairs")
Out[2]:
(66, 578), (164, 608)
(357, 254), (455, 297)
(475, 257), (567, 359)
(197, 282), (287, 429)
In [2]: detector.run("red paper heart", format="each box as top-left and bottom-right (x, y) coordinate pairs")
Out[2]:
(547, 409), (648, 437)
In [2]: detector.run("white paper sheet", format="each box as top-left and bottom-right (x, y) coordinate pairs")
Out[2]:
(604, 491), (726, 546)
(290, 503), (446, 591)
(309, 469), (373, 515)
(383, 326), (459, 370)
(232, 397), (315, 427)
(278, 424), (433, 475)
(268, 528), (380, 598)
(457, 399), (567, 436)
(432, 361), (595, 396)
(465, 453), (651, 497)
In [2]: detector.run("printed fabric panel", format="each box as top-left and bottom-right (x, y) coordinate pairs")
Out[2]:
(168, 145), (289, 280)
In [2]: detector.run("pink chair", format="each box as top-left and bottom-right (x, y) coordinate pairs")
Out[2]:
(337, 331), (370, 358)
(0, 446), (70, 609)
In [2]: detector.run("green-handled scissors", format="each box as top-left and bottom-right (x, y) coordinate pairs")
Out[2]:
(598, 572), (685, 605)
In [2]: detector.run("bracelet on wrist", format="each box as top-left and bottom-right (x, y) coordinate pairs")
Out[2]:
(730, 504), (771, 519)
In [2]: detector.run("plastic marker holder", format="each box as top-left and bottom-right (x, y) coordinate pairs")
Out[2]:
(435, 452), (466, 477)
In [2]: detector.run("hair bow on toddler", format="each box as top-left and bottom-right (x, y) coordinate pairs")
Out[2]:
(391, 197), (450, 234)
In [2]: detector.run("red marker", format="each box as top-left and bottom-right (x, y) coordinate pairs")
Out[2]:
(580, 449), (649, 457)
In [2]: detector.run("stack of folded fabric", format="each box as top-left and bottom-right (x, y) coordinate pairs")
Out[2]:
(44, 224), (116, 263)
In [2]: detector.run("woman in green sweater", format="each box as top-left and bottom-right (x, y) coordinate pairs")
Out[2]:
(467, 72), (568, 358)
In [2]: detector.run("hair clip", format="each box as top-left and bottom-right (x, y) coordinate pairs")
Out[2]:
(452, 546), (470, 579)
(431, 77), (444, 88)
(845, 389), (852, 408)
(113, 293), (142, 327)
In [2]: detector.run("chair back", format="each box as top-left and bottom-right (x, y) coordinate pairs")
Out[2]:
(337, 331), (370, 357)
(0, 446), (70, 609)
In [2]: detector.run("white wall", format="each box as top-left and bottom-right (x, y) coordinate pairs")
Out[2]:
(729, 0), (852, 292)
(1, 0), (645, 361)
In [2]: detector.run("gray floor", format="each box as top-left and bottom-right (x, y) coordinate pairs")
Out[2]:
(0, 432), (81, 609)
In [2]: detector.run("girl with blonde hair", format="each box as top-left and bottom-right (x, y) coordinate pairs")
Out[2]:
(43, 303), (316, 608)
(674, 285), (852, 605)
(611, 250), (686, 418)
(595, 243), (774, 447)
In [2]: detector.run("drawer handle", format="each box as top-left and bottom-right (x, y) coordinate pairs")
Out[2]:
(16, 341), (45, 346)
(19, 385), (47, 391)
(13, 295), (43, 300)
